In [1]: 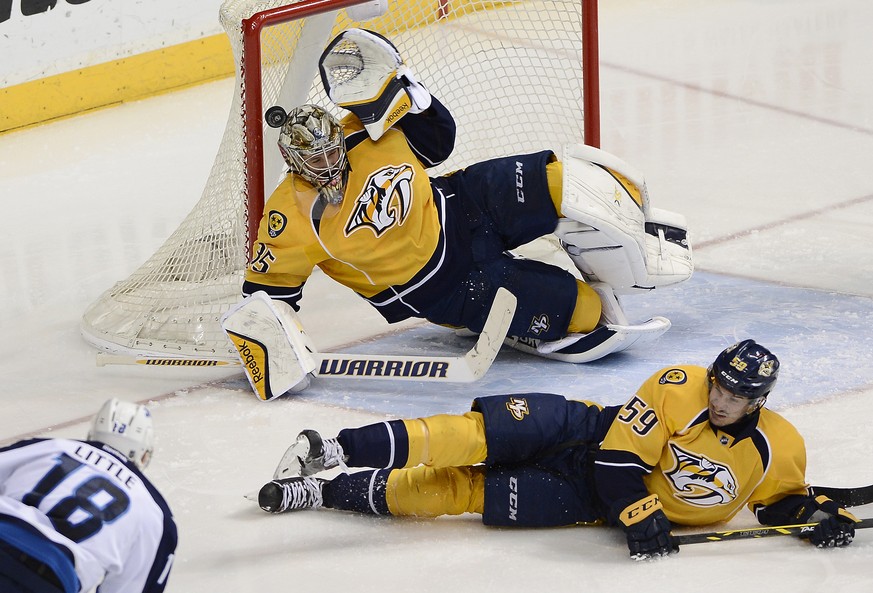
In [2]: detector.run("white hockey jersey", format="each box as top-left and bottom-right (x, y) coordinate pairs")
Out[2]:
(0, 438), (176, 592)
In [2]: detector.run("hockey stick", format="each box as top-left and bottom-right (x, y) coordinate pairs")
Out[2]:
(95, 356), (239, 367)
(676, 517), (873, 545)
(811, 484), (873, 508)
(97, 288), (517, 383)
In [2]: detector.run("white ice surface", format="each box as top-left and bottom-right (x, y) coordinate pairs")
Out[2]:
(2, 0), (873, 591)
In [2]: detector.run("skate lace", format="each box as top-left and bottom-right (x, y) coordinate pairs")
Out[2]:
(280, 478), (323, 511)
(321, 438), (349, 473)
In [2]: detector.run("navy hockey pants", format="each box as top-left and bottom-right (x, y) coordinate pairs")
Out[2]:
(472, 393), (612, 527)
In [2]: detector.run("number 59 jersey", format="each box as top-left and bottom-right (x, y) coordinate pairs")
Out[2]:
(0, 438), (177, 593)
(595, 365), (810, 527)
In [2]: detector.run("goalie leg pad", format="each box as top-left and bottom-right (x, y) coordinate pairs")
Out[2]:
(557, 144), (649, 291)
(221, 292), (317, 401)
(555, 219), (644, 290)
(556, 144), (693, 294)
(643, 207), (694, 289)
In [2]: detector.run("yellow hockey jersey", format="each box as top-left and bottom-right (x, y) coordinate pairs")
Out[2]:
(244, 102), (459, 315)
(595, 365), (809, 526)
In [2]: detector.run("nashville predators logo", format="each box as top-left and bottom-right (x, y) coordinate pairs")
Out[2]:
(344, 164), (414, 237)
(759, 359), (776, 377)
(268, 210), (287, 238)
(665, 443), (738, 507)
(505, 397), (530, 421)
(529, 315), (550, 336)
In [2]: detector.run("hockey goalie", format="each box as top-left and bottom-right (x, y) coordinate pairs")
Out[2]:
(222, 28), (693, 400)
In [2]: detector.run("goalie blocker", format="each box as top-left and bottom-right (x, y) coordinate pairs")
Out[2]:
(221, 292), (318, 401)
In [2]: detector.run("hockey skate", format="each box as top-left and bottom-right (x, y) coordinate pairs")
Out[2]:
(258, 476), (326, 513)
(272, 429), (348, 479)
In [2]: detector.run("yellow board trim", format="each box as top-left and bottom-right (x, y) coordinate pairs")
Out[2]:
(1, 0), (509, 135)
(1, 34), (234, 135)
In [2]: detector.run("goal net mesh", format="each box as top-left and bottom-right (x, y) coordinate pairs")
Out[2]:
(81, 0), (595, 360)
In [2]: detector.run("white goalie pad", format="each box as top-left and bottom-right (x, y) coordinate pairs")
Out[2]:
(556, 144), (693, 294)
(319, 28), (430, 141)
(644, 207), (694, 288)
(220, 292), (317, 402)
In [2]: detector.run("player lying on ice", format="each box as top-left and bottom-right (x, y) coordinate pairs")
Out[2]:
(0, 399), (177, 592)
(254, 340), (859, 559)
(222, 28), (693, 397)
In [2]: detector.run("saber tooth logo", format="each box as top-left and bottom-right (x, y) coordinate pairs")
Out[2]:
(345, 164), (414, 236)
(665, 443), (738, 506)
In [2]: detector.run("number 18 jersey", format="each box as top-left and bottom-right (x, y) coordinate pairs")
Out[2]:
(0, 438), (177, 593)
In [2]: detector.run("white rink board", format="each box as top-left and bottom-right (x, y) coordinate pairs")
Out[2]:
(1, 0), (224, 85)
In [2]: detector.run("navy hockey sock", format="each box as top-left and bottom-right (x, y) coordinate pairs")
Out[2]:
(323, 470), (392, 515)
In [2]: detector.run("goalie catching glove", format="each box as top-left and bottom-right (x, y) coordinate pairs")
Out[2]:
(319, 28), (431, 141)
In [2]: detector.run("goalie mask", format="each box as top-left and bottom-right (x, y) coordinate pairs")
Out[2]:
(87, 398), (155, 470)
(708, 339), (779, 400)
(278, 104), (349, 205)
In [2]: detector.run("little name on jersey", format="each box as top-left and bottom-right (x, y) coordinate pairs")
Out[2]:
(76, 444), (139, 490)
(318, 358), (449, 378)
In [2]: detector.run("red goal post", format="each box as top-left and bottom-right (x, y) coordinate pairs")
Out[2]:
(241, 0), (601, 246)
(80, 0), (601, 361)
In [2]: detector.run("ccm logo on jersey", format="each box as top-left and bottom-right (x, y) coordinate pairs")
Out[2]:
(345, 164), (414, 236)
(665, 443), (738, 506)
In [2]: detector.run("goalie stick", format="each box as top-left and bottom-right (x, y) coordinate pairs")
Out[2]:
(96, 288), (517, 383)
(676, 517), (873, 545)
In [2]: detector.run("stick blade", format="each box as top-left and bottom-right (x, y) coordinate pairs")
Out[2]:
(463, 287), (518, 379)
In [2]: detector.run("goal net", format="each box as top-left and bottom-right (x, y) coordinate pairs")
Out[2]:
(80, 0), (600, 361)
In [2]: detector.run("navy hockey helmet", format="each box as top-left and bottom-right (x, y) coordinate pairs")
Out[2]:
(708, 339), (779, 399)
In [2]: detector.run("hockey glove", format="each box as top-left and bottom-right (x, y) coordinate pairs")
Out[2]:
(619, 494), (679, 560)
(802, 496), (859, 548)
